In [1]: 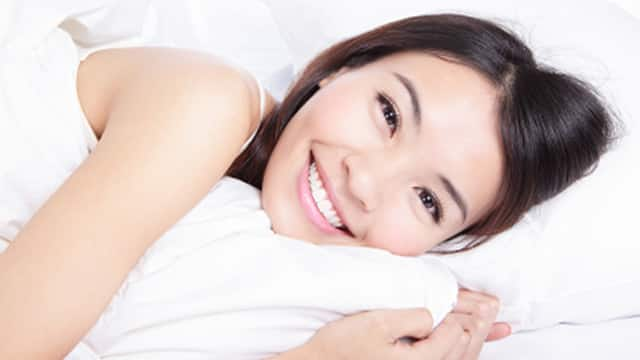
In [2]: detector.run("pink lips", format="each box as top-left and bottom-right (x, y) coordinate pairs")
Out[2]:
(298, 152), (348, 236)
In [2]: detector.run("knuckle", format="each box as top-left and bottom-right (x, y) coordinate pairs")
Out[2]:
(472, 318), (486, 332)
(478, 302), (492, 317)
(441, 316), (461, 331)
(489, 298), (501, 312)
(461, 332), (471, 345)
(443, 315), (459, 326)
(450, 320), (465, 335)
(422, 310), (434, 329)
(476, 301), (498, 319)
(471, 302), (484, 316)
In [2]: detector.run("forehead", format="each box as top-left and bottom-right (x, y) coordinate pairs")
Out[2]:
(369, 51), (498, 104)
(367, 51), (504, 221)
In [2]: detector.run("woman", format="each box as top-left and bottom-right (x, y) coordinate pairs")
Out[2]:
(0, 13), (614, 359)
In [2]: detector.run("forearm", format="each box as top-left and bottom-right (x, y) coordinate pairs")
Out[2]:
(0, 155), (162, 358)
(268, 344), (320, 360)
(0, 252), (97, 359)
(0, 59), (255, 360)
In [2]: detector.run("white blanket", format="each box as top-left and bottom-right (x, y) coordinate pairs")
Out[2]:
(66, 177), (458, 359)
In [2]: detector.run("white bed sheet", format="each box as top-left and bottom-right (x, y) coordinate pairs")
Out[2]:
(480, 315), (640, 359)
(4, 1), (637, 358)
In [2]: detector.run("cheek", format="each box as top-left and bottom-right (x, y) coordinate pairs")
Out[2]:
(366, 210), (434, 256)
(307, 93), (378, 146)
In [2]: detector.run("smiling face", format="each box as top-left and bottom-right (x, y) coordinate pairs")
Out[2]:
(261, 51), (504, 256)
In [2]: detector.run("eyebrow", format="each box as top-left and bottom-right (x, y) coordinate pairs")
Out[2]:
(438, 174), (468, 223)
(392, 72), (422, 129)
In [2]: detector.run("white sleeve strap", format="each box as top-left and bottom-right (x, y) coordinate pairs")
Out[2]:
(240, 77), (266, 152)
(256, 77), (266, 121)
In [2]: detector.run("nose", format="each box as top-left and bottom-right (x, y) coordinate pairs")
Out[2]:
(343, 153), (379, 212)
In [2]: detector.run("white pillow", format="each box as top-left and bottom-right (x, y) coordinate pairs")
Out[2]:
(47, 0), (293, 98)
(150, 0), (293, 96)
(263, 0), (640, 332)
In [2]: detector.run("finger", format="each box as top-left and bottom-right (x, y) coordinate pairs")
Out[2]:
(453, 294), (476, 314)
(455, 290), (505, 345)
(486, 322), (512, 342)
(376, 308), (434, 341)
(411, 316), (464, 359)
(454, 291), (500, 320)
(451, 300), (494, 336)
(461, 288), (500, 306)
(446, 312), (490, 360)
(464, 291), (500, 314)
(444, 331), (471, 360)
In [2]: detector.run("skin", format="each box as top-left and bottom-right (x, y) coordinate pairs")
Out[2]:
(262, 51), (504, 256)
(0, 46), (510, 359)
(0, 47), (261, 358)
(263, 50), (512, 359)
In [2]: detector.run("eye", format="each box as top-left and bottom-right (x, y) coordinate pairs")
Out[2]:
(376, 92), (401, 137)
(413, 186), (443, 224)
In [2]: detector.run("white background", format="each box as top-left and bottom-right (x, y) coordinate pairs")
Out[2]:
(609, 0), (640, 18)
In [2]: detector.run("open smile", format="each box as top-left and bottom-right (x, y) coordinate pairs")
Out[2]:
(297, 151), (353, 237)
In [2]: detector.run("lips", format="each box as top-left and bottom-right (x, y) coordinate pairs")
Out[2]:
(297, 151), (352, 237)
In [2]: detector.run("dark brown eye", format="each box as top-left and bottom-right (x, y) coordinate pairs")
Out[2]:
(377, 92), (399, 137)
(414, 187), (443, 224)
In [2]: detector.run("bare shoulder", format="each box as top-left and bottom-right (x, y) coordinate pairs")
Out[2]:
(0, 47), (271, 358)
(76, 46), (262, 141)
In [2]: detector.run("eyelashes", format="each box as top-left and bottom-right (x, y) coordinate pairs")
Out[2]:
(414, 186), (443, 224)
(376, 91), (444, 224)
(376, 92), (399, 137)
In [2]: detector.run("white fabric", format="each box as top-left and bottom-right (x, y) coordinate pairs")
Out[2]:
(610, 0), (640, 18)
(149, 0), (293, 99)
(257, 77), (267, 121)
(0, 26), (97, 248)
(480, 315), (640, 359)
(1, 3), (458, 359)
(0, 0), (277, 250)
(0, 0), (157, 248)
(0, 0), (155, 60)
(65, 177), (457, 359)
(262, 0), (640, 332)
(239, 76), (267, 153)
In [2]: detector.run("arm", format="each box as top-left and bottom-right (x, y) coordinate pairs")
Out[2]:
(270, 346), (318, 360)
(0, 47), (260, 359)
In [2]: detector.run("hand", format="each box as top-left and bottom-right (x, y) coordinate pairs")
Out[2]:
(442, 289), (512, 360)
(275, 308), (470, 360)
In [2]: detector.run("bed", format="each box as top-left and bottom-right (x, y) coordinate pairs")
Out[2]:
(131, 1), (640, 357)
(3, 0), (638, 358)
(481, 316), (640, 359)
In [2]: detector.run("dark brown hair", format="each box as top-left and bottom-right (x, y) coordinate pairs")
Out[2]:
(226, 14), (617, 253)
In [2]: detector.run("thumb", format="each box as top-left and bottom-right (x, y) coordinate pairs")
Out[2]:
(379, 308), (434, 341)
(486, 322), (512, 342)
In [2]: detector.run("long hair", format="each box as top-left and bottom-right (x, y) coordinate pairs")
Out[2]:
(226, 14), (617, 253)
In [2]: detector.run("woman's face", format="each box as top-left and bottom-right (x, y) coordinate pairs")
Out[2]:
(261, 51), (503, 256)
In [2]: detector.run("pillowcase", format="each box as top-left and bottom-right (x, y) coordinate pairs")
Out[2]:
(262, 0), (640, 332)
(613, 0), (640, 18)
(67, 177), (458, 359)
(149, 0), (293, 98)
(48, 0), (292, 98)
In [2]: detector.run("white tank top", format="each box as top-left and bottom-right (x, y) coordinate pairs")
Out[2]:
(241, 76), (267, 152)
(0, 28), (95, 251)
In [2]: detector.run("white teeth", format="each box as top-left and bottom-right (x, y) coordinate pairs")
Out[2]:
(308, 161), (344, 229)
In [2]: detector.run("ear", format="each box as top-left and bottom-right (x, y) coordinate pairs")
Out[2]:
(318, 67), (350, 88)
